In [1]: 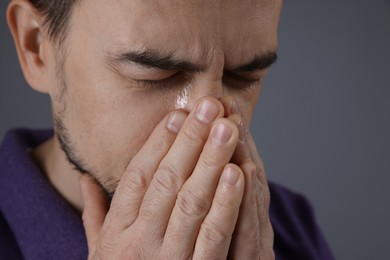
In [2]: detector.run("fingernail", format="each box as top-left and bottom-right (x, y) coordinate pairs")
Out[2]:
(195, 100), (219, 123)
(231, 99), (240, 114)
(167, 112), (186, 133)
(222, 166), (240, 186)
(212, 122), (232, 144)
(238, 119), (246, 143)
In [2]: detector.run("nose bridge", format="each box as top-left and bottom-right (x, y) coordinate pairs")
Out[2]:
(182, 77), (224, 112)
(179, 46), (225, 112)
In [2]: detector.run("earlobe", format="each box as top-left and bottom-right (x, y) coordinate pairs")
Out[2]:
(7, 0), (53, 94)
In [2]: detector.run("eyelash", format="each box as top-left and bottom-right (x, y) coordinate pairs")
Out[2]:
(224, 73), (262, 90)
(135, 72), (261, 90)
(136, 72), (186, 90)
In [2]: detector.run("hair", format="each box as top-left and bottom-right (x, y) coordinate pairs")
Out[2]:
(29, 0), (77, 43)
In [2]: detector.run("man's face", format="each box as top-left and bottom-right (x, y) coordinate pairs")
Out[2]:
(51, 0), (282, 194)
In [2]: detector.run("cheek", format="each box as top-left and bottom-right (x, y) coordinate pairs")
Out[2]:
(64, 87), (175, 178)
(59, 57), (178, 176)
(96, 97), (168, 166)
(104, 94), (185, 178)
(227, 84), (262, 124)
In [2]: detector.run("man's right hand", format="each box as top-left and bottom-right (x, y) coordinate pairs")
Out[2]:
(80, 97), (246, 259)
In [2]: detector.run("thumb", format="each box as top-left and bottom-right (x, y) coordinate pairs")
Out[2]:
(80, 174), (109, 254)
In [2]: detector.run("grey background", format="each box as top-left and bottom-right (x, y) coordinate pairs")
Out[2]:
(1, 1), (389, 259)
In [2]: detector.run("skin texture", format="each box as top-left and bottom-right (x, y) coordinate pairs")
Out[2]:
(7, 0), (283, 258)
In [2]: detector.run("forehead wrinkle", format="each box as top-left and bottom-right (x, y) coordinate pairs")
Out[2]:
(110, 0), (277, 40)
(91, 0), (280, 72)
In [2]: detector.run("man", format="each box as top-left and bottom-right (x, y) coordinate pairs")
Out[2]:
(0, 0), (334, 259)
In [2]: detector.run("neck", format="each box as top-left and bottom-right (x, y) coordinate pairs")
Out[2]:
(32, 137), (84, 213)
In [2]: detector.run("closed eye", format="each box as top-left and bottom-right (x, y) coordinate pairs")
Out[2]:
(134, 71), (264, 91)
(135, 71), (191, 89)
(223, 72), (263, 90)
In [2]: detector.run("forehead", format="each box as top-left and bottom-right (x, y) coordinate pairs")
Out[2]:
(73, 0), (282, 67)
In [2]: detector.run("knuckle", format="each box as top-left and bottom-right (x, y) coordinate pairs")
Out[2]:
(95, 236), (116, 258)
(241, 161), (258, 181)
(256, 179), (271, 209)
(231, 231), (263, 259)
(101, 213), (117, 232)
(161, 249), (193, 260)
(154, 163), (182, 193)
(121, 242), (144, 260)
(106, 201), (125, 221)
(177, 188), (210, 218)
(253, 161), (266, 184)
(199, 151), (220, 172)
(214, 193), (240, 211)
(99, 222), (118, 241)
(138, 203), (154, 221)
(124, 167), (149, 191)
(200, 221), (231, 244)
(233, 217), (261, 241)
(246, 161), (258, 175)
(155, 131), (174, 149)
(248, 223), (262, 243)
(181, 122), (204, 147)
(198, 159), (217, 176)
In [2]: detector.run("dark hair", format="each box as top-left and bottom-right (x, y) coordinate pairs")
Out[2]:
(29, 0), (77, 42)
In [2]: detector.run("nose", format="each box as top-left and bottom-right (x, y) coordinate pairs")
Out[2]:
(180, 77), (224, 113)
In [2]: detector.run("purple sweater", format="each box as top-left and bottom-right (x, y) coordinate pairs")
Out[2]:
(0, 129), (334, 260)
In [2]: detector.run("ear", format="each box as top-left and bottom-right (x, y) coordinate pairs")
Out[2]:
(7, 0), (55, 94)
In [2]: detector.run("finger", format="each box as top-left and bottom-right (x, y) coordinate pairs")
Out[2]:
(222, 97), (272, 257)
(109, 110), (187, 229)
(247, 132), (265, 178)
(246, 131), (270, 210)
(225, 111), (263, 257)
(219, 95), (236, 118)
(193, 164), (244, 259)
(223, 100), (268, 208)
(255, 173), (274, 257)
(220, 96), (251, 163)
(228, 161), (261, 259)
(247, 131), (274, 257)
(221, 96), (266, 211)
(162, 119), (239, 256)
(136, 97), (224, 234)
(227, 114), (252, 164)
(80, 174), (109, 254)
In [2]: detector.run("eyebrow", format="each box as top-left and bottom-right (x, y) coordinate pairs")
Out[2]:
(111, 50), (202, 72)
(111, 50), (277, 73)
(231, 52), (278, 73)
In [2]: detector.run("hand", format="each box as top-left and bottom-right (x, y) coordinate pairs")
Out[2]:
(221, 97), (275, 259)
(80, 97), (246, 259)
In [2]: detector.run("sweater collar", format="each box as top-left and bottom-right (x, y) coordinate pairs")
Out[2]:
(0, 129), (87, 259)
